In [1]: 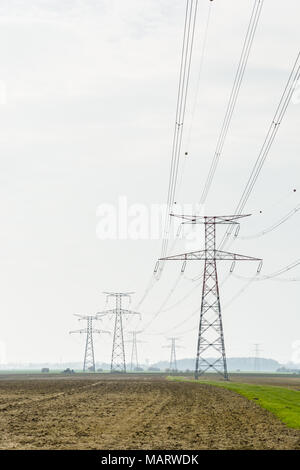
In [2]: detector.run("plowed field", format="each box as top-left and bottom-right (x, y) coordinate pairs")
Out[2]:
(0, 376), (299, 449)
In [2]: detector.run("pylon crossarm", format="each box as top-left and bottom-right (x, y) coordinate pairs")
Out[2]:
(93, 329), (110, 334)
(160, 250), (261, 262)
(69, 328), (87, 334)
(119, 309), (141, 316)
(96, 309), (116, 316)
(215, 250), (262, 261)
(160, 250), (206, 261)
(74, 314), (99, 320)
(170, 214), (251, 224)
(97, 309), (140, 316)
(104, 291), (134, 296)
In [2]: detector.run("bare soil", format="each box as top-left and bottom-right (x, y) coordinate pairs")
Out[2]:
(0, 376), (299, 450)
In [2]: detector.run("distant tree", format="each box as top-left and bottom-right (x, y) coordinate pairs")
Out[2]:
(277, 366), (299, 374)
(62, 368), (75, 374)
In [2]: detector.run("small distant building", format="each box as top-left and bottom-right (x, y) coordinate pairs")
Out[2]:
(41, 368), (49, 373)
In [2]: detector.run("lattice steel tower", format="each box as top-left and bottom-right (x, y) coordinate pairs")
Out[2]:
(69, 314), (109, 372)
(160, 214), (262, 380)
(253, 343), (262, 372)
(163, 337), (181, 372)
(127, 330), (145, 371)
(98, 292), (140, 373)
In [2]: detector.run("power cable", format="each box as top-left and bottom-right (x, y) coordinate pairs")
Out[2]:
(238, 203), (300, 240)
(220, 51), (300, 249)
(200, 0), (264, 204)
(160, 0), (198, 264)
(134, 1), (199, 310)
(232, 258), (300, 281)
(175, 1), (213, 203)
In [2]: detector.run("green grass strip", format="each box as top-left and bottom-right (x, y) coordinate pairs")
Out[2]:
(168, 376), (300, 429)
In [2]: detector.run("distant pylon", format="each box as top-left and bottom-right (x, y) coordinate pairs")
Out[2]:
(127, 331), (145, 371)
(253, 343), (262, 372)
(163, 337), (182, 372)
(69, 314), (110, 372)
(98, 292), (141, 373)
(159, 214), (262, 381)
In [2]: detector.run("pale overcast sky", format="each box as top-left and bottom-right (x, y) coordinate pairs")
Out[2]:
(0, 0), (299, 366)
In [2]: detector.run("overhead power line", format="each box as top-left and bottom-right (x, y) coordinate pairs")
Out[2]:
(134, 274), (157, 310)
(234, 52), (300, 216)
(176, 0), (213, 203)
(233, 258), (300, 281)
(170, 53), (300, 306)
(160, 0), (198, 264)
(136, 8), (300, 342)
(200, 0), (264, 204)
(139, 274), (182, 333)
(237, 203), (300, 240)
(161, 279), (202, 313)
(220, 51), (300, 249)
(134, 0), (200, 311)
(143, 272), (232, 337)
(185, 1), (212, 150)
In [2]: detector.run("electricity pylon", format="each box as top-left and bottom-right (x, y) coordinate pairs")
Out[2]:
(163, 337), (182, 372)
(97, 292), (141, 373)
(159, 214), (262, 381)
(253, 343), (262, 372)
(127, 331), (145, 371)
(69, 314), (110, 372)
